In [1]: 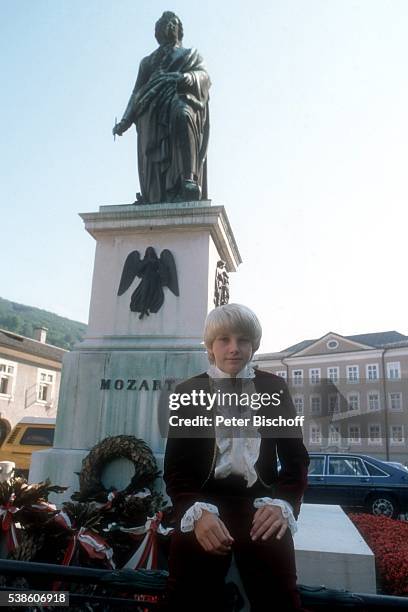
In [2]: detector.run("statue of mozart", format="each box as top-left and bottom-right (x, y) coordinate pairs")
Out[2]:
(113, 12), (211, 204)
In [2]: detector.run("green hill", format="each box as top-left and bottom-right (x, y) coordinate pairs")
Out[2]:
(0, 297), (87, 350)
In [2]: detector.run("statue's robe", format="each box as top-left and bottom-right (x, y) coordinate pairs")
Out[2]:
(121, 45), (211, 203)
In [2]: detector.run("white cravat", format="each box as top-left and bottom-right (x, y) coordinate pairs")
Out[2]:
(208, 363), (260, 487)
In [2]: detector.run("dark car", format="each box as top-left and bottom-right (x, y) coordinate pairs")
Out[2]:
(304, 453), (408, 518)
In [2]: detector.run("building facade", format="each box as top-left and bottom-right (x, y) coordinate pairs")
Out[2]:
(254, 331), (408, 464)
(0, 327), (65, 443)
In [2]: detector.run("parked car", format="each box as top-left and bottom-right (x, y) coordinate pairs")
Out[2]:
(385, 461), (408, 473)
(0, 417), (55, 477)
(304, 453), (408, 518)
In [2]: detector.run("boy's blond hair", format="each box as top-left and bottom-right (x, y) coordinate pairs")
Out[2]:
(203, 304), (262, 359)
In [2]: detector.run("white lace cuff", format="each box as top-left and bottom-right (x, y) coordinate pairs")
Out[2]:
(254, 497), (297, 536)
(180, 502), (219, 533)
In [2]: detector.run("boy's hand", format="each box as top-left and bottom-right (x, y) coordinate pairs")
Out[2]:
(250, 505), (288, 541)
(194, 510), (234, 555)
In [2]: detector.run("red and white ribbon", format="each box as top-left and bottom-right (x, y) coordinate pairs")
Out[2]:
(0, 495), (20, 551)
(122, 512), (173, 570)
(31, 501), (57, 512)
(54, 510), (72, 530)
(54, 511), (115, 568)
(99, 491), (118, 511)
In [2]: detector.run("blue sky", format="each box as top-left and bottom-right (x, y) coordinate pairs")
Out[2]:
(2, 1), (408, 351)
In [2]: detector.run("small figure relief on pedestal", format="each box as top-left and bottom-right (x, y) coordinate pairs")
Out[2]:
(112, 11), (211, 204)
(117, 247), (179, 319)
(214, 260), (229, 307)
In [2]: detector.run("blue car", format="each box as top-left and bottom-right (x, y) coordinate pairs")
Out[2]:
(304, 453), (408, 518)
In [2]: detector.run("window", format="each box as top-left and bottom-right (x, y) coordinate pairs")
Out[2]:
(20, 427), (55, 446)
(365, 461), (388, 476)
(389, 392), (402, 412)
(347, 365), (359, 383)
(328, 456), (365, 476)
(37, 370), (55, 404)
(310, 395), (321, 416)
(328, 393), (340, 414)
(294, 396), (304, 415)
(327, 339), (339, 350)
(387, 362), (401, 380)
(329, 425), (340, 444)
(366, 364), (379, 381)
(348, 425), (361, 444)
(347, 393), (360, 412)
(308, 456), (325, 475)
(0, 360), (16, 397)
(390, 425), (404, 445)
(275, 370), (287, 380)
(327, 367), (339, 383)
(309, 368), (321, 385)
(38, 384), (49, 401)
(368, 424), (382, 445)
(364, 461), (389, 476)
(0, 377), (8, 395)
(292, 370), (303, 386)
(368, 392), (380, 411)
(310, 426), (322, 444)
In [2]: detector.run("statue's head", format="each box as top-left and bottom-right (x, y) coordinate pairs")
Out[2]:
(155, 11), (183, 45)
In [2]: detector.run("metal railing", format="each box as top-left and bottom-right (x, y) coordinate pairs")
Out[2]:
(0, 559), (407, 611)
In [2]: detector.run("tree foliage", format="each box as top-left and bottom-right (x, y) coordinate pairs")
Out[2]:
(0, 297), (86, 350)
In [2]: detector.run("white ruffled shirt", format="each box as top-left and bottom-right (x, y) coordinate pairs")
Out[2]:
(180, 363), (297, 536)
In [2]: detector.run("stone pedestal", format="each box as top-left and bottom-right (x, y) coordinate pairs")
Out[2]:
(227, 504), (376, 611)
(30, 201), (241, 501)
(294, 504), (376, 593)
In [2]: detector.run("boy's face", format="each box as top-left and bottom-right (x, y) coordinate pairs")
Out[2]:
(210, 332), (253, 375)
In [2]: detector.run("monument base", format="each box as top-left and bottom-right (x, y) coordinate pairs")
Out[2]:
(30, 200), (241, 494)
(227, 503), (376, 611)
(295, 504), (376, 593)
(29, 346), (206, 498)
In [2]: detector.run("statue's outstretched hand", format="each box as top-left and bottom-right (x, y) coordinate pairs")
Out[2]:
(113, 122), (125, 137)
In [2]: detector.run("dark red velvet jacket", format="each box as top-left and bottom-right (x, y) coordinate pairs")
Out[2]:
(163, 369), (310, 520)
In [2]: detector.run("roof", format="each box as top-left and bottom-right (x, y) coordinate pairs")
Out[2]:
(347, 331), (408, 347)
(282, 330), (408, 354)
(0, 329), (66, 363)
(19, 417), (56, 425)
(281, 339), (315, 354)
(253, 351), (291, 362)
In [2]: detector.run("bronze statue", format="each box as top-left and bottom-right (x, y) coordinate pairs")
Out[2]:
(214, 260), (229, 307)
(113, 12), (211, 204)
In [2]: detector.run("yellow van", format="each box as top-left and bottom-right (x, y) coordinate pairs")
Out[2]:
(0, 417), (55, 476)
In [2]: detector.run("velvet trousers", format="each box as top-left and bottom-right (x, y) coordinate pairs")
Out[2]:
(162, 476), (306, 612)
